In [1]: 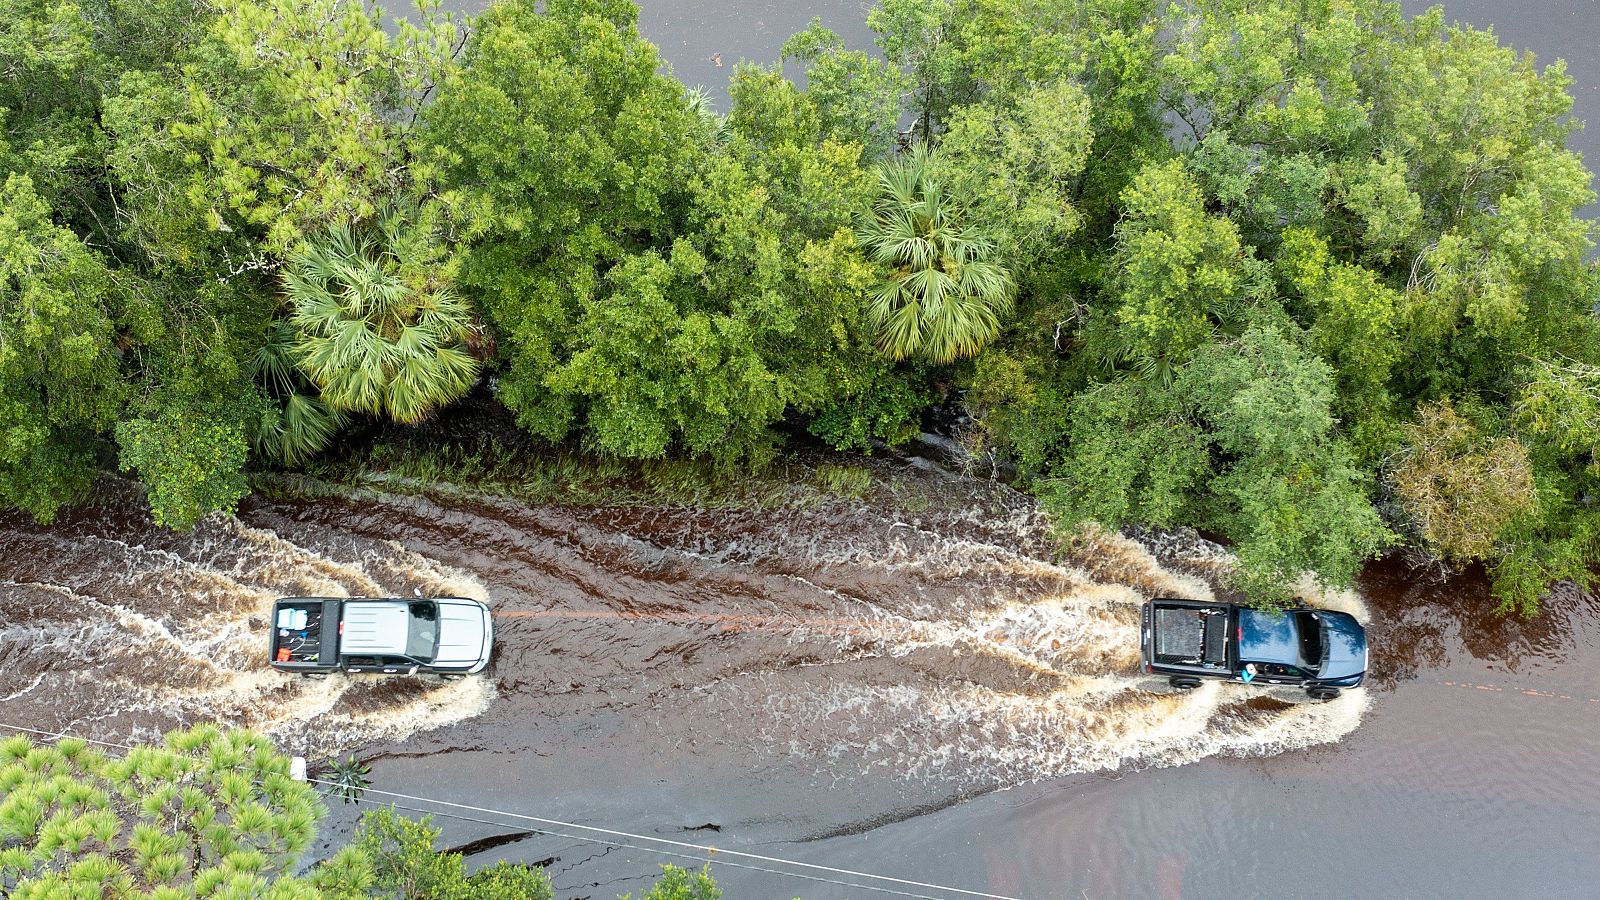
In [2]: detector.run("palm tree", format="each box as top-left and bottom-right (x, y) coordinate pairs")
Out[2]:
(685, 84), (731, 145)
(855, 144), (1014, 364)
(252, 320), (347, 466)
(283, 211), (480, 424)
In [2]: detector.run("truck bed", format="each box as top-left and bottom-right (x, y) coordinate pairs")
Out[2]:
(268, 599), (341, 670)
(1152, 603), (1230, 667)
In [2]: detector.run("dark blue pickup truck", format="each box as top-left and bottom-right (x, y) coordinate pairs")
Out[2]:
(1140, 598), (1367, 700)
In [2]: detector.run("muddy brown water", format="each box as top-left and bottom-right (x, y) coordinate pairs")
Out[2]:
(2, 464), (1598, 898)
(1, 6), (1595, 894)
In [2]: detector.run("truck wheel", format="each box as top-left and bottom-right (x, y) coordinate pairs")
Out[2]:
(1307, 686), (1340, 701)
(1169, 677), (1202, 691)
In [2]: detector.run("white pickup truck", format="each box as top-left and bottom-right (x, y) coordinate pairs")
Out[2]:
(268, 596), (494, 676)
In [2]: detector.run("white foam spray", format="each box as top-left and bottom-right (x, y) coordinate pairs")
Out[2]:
(743, 520), (1373, 785)
(0, 520), (497, 758)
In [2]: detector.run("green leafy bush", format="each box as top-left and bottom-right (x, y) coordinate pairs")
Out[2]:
(116, 402), (251, 529)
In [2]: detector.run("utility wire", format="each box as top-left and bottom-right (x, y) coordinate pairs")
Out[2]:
(297, 778), (1023, 900)
(362, 794), (954, 900)
(11, 723), (927, 898)
(0, 721), (1021, 900)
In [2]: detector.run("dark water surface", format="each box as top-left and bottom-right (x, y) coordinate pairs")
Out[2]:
(2, 464), (1598, 898)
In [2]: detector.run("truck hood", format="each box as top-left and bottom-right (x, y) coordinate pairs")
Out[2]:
(1318, 612), (1368, 679)
(433, 600), (491, 665)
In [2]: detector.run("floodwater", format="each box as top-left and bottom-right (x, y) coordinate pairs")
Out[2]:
(3, 2), (1598, 897)
(2, 462), (1598, 898)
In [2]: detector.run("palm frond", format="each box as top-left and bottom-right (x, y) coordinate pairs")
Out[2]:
(278, 393), (347, 465)
(280, 208), (481, 425)
(854, 143), (1013, 365)
(252, 322), (301, 398)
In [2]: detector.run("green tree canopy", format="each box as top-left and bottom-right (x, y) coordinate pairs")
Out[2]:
(934, 80), (1094, 268)
(0, 729), (719, 900)
(0, 175), (127, 521)
(959, 0), (1596, 608)
(285, 213), (480, 425)
(0, 726), (324, 897)
(312, 806), (718, 900)
(623, 865), (722, 900)
(781, 19), (907, 158)
(312, 806), (554, 900)
(4, 0), (1599, 610)
(540, 71), (903, 460)
(1101, 158), (1259, 377)
(426, 5), (915, 460)
(1042, 325), (1389, 602)
(421, 0), (703, 446)
(115, 0), (462, 254)
(0, 0), (472, 525)
(115, 394), (255, 529)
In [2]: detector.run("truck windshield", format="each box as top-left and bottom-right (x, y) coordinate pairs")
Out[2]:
(406, 601), (440, 661)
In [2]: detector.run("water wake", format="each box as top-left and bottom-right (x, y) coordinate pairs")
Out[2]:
(659, 505), (1371, 785)
(0, 512), (493, 756)
(0, 475), (1369, 782)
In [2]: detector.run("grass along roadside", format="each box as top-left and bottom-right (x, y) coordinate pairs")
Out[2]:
(250, 431), (939, 514)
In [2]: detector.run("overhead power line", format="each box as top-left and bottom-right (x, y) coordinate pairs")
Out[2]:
(357, 794), (958, 900)
(0, 721), (1022, 900)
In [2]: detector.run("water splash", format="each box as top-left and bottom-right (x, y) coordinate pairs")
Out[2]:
(669, 508), (1373, 786)
(1292, 572), (1373, 623)
(0, 514), (495, 758)
(0, 475), (1371, 785)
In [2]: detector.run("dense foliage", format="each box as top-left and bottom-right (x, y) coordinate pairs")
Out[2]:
(311, 806), (556, 900)
(0, 727), (722, 898)
(3, 0), (1596, 610)
(284, 215), (480, 425)
(856, 144), (1014, 364)
(0, 726), (323, 897)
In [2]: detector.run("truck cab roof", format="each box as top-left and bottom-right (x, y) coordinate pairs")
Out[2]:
(340, 599), (445, 661)
(340, 600), (415, 655)
(1237, 608), (1302, 666)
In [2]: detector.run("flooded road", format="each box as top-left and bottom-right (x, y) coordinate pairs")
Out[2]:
(2, 463), (1598, 897)
(1, 2), (1596, 896)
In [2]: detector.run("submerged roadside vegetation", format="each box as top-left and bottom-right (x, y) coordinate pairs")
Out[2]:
(2, 0), (1596, 613)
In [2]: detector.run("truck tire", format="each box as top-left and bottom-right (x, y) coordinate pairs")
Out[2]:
(1169, 676), (1202, 691)
(1307, 686), (1340, 701)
